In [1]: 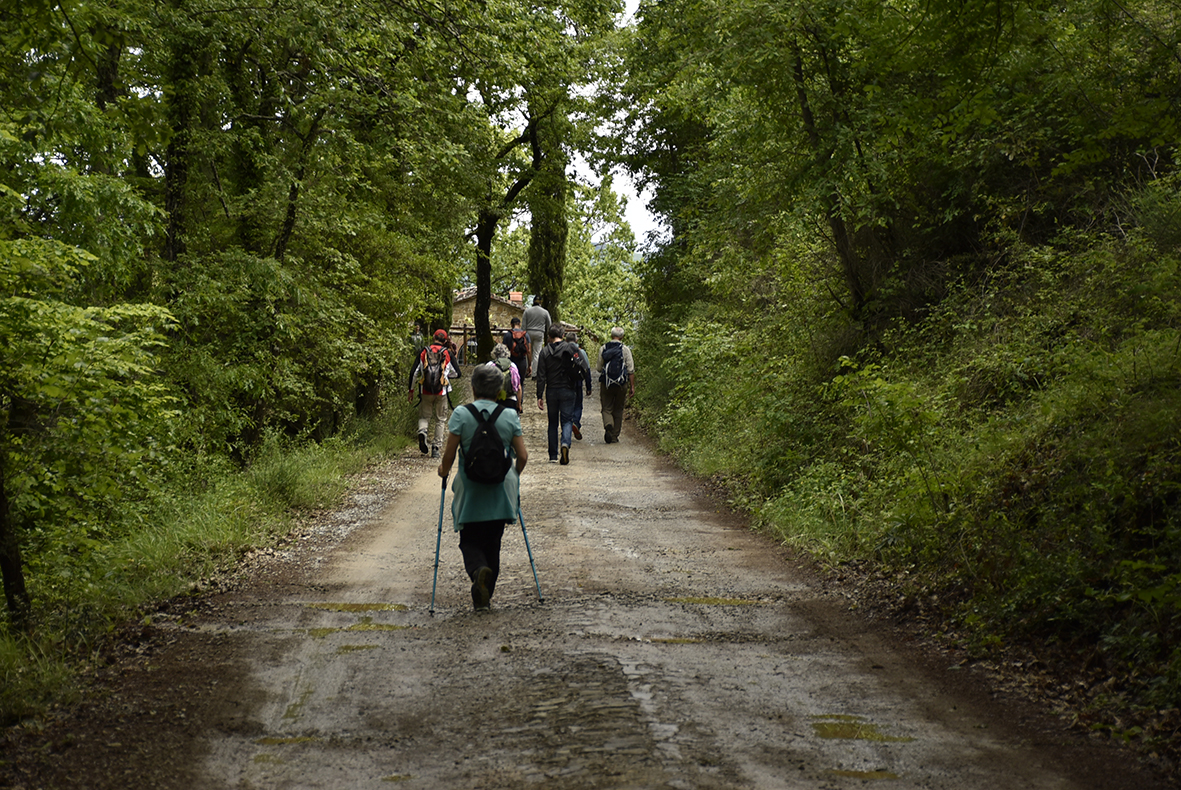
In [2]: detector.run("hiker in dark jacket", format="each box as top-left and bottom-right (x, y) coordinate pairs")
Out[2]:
(565, 331), (592, 441)
(437, 365), (528, 610)
(536, 324), (589, 465)
(502, 316), (532, 383)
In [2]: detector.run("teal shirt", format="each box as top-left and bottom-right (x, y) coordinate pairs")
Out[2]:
(446, 400), (523, 529)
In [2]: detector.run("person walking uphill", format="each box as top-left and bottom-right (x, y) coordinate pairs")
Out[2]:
(598, 326), (636, 444)
(565, 331), (592, 441)
(502, 317), (532, 384)
(487, 343), (522, 412)
(522, 296), (551, 378)
(537, 325), (589, 465)
(437, 365), (528, 611)
(408, 329), (460, 458)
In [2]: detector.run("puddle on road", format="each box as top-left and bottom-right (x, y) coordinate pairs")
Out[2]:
(829, 769), (900, 780)
(346, 618), (408, 632)
(812, 714), (915, 743)
(664, 596), (762, 606)
(303, 617), (409, 638)
(254, 736), (319, 745)
(306, 602), (408, 613)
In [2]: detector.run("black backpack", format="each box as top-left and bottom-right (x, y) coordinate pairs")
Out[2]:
(462, 404), (512, 484)
(561, 342), (586, 388)
(601, 341), (627, 387)
(421, 345), (449, 394)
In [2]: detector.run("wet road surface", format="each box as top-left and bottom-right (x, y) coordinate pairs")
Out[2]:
(178, 399), (1164, 789)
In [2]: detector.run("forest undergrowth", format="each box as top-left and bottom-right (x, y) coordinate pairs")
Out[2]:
(632, 188), (1181, 770)
(0, 406), (417, 727)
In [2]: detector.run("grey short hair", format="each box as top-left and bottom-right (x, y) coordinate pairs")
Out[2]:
(610, 327), (625, 339)
(471, 364), (504, 400)
(492, 342), (510, 359)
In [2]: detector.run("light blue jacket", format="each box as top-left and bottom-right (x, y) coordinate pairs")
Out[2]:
(446, 400), (522, 529)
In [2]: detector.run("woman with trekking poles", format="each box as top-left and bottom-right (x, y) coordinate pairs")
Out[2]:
(436, 364), (529, 611)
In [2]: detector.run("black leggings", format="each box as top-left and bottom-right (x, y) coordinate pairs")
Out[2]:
(458, 520), (508, 595)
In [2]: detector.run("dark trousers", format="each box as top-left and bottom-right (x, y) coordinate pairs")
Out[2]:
(458, 520), (507, 596)
(546, 386), (576, 458)
(601, 385), (627, 441)
(574, 383), (586, 428)
(511, 356), (528, 383)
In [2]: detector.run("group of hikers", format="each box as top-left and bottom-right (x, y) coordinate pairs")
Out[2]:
(406, 299), (636, 611)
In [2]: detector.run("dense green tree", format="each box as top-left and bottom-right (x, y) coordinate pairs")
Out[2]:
(0, 0), (628, 631)
(616, 0), (1181, 737)
(560, 179), (641, 337)
(468, 0), (621, 359)
(527, 108), (571, 322)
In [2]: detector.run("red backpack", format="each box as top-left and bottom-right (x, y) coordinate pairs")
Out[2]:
(509, 328), (529, 358)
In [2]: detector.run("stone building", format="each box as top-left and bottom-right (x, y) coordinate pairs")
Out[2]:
(448, 288), (584, 364)
(451, 287), (526, 331)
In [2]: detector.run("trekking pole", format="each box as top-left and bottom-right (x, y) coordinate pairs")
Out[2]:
(517, 499), (544, 603)
(429, 474), (447, 615)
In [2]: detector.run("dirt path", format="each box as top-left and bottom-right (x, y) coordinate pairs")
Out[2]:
(1, 391), (1169, 789)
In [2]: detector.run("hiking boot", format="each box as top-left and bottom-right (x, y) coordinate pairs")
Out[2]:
(431, 446), (440, 458)
(604, 430), (612, 443)
(560, 445), (570, 465)
(472, 566), (492, 610)
(418, 433), (429, 454)
(572, 424), (582, 440)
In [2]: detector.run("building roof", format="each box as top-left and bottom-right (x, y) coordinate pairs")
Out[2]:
(452, 287), (524, 309)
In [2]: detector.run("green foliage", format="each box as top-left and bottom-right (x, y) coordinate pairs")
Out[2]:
(0, 637), (73, 726)
(0, 230), (178, 621)
(0, 405), (415, 724)
(638, 217), (1181, 717)
(624, 0), (1181, 734)
(559, 181), (642, 337)
(0, 0), (622, 723)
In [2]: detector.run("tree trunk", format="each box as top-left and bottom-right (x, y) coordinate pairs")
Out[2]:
(164, 21), (200, 263)
(527, 112), (569, 323)
(792, 43), (866, 318)
(0, 441), (30, 632)
(474, 209), (499, 363)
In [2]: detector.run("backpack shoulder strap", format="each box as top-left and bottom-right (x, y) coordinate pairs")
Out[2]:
(465, 402), (505, 423)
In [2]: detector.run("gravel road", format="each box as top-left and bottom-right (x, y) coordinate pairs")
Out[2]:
(1, 384), (1169, 789)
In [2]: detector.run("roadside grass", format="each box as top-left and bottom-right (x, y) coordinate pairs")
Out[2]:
(0, 405), (416, 727)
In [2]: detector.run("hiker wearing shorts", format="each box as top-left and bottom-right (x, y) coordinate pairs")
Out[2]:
(437, 365), (528, 610)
